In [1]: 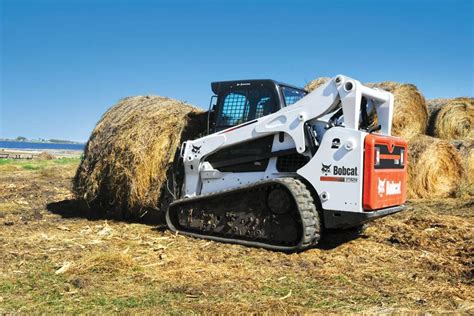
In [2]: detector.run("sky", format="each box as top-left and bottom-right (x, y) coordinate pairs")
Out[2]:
(0, 0), (473, 142)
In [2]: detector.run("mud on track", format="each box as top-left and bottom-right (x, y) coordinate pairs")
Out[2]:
(0, 160), (472, 313)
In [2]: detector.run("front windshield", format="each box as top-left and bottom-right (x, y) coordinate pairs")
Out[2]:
(281, 86), (306, 106)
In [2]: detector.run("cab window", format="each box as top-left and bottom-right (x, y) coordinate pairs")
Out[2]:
(281, 86), (306, 106)
(218, 91), (249, 127)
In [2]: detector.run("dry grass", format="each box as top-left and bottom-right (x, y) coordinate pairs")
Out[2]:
(73, 96), (204, 220)
(428, 97), (474, 140)
(407, 135), (464, 199)
(69, 252), (137, 275)
(0, 161), (473, 313)
(305, 78), (428, 141)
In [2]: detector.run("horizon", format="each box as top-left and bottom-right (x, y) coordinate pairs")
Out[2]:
(0, 136), (85, 143)
(1, 0), (473, 142)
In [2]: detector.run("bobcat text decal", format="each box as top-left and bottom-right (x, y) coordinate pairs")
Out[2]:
(320, 163), (358, 183)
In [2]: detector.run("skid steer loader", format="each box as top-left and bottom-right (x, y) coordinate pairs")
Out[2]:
(166, 75), (407, 251)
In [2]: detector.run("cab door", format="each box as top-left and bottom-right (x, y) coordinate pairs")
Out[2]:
(215, 86), (278, 132)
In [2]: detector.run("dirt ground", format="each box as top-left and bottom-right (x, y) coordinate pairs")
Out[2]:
(0, 159), (472, 313)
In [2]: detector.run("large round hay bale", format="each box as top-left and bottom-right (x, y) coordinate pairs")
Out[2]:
(305, 77), (428, 140)
(450, 140), (474, 196)
(407, 135), (464, 199)
(427, 97), (474, 140)
(73, 96), (205, 220)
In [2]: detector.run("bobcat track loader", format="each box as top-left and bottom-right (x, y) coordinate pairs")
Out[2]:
(166, 75), (407, 251)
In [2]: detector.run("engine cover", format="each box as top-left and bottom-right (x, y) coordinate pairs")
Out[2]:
(363, 134), (408, 210)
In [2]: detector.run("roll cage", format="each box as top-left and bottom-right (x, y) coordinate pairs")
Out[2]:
(208, 79), (307, 133)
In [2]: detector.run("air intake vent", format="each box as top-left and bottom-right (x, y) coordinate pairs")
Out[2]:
(276, 154), (310, 172)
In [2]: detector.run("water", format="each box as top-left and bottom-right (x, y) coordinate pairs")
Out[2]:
(0, 141), (85, 151)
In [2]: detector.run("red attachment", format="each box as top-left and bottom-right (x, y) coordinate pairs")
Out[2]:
(363, 134), (407, 210)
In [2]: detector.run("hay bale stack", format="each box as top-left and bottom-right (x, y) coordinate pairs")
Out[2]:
(407, 135), (464, 199)
(450, 140), (474, 195)
(427, 97), (474, 140)
(73, 96), (205, 220)
(305, 77), (428, 140)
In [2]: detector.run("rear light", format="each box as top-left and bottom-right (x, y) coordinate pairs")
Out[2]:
(374, 147), (380, 166)
(400, 149), (405, 166)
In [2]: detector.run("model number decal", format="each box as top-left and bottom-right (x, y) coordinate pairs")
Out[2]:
(320, 176), (357, 183)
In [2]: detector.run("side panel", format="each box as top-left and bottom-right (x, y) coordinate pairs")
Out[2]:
(297, 127), (365, 213)
(199, 133), (297, 195)
(363, 134), (407, 210)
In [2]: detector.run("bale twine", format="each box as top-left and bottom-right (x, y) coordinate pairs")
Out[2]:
(305, 77), (428, 140)
(407, 135), (464, 199)
(450, 139), (474, 196)
(427, 97), (474, 140)
(73, 96), (205, 220)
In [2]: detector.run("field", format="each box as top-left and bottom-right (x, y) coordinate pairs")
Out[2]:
(0, 159), (472, 313)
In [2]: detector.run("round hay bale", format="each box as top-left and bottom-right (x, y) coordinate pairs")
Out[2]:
(304, 77), (330, 92)
(73, 96), (205, 220)
(427, 98), (450, 108)
(427, 97), (474, 140)
(450, 139), (474, 196)
(367, 82), (428, 140)
(37, 151), (55, 160)
(407, 135), (464, 199)
(304, 78), (428, 140)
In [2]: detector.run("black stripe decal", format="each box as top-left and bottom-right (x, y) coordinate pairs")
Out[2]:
(218, 119), (258, 134)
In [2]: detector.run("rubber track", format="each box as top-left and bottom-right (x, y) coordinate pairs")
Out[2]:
(166, 178), (321, 252)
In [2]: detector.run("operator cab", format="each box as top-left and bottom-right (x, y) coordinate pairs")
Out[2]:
(208, 79), (307, 133)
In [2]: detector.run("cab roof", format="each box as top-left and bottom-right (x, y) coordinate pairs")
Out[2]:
(211, 79), (306, 95)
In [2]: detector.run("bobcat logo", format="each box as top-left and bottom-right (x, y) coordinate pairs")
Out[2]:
(191, 145), (201, 154)
(378, 178), (402, 197)
(321, 163), (332, 174)
(378, 178), (386, 197)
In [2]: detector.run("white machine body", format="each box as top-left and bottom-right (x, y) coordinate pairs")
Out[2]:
(178, 75), (405, 220)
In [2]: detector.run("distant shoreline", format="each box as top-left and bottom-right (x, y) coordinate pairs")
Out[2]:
(0, 138), (85, 145)
(0, 140), (85, 154)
